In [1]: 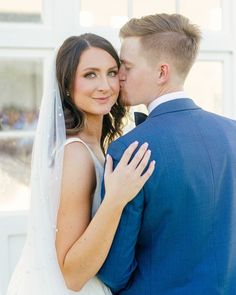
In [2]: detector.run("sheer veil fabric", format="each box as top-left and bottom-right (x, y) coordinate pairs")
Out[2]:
(6, 57), (111, 295)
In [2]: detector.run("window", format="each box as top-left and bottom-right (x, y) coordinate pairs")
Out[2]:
(132, 0), (176, 17)
(0, 0), (42, 23)
(80, 0), (128, 28)
(180, 0), (222, 31)
(185, 60), (223, 114)
(0, 58), (42, 131)
(0, 56), (43, 211)
(0, 136), (32, 211)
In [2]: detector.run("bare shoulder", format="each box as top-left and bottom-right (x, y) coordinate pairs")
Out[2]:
(56, 142), (96, 264)
(61, 141), (96, 202)
(64, 140), (94, 171)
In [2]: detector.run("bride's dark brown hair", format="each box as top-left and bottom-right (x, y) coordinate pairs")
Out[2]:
(56, 33), (127, 153)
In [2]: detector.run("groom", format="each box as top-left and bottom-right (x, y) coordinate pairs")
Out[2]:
(98, 13), (236, 294)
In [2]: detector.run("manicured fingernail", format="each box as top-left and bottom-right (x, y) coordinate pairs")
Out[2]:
(152, 160), (156, 165)
(143, 142), (149, 147)
(133, 141), (139, 145)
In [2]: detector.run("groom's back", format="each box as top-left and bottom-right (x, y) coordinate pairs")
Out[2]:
(127, 106), (236, 295)
(132, 109), (236, 295)
(98, 100), (236, 295)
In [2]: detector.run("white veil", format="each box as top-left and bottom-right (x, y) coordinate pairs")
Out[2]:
(6, 56), (72, 295)
(7, 46), (112, 295)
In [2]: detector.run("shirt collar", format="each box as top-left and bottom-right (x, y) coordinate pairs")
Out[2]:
(147, 91), (189, 114)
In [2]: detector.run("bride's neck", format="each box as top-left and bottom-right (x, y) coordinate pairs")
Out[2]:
(78, 114), (103, 146)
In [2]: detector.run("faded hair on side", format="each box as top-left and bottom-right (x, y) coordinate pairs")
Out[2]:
(120, 13), (202, 79)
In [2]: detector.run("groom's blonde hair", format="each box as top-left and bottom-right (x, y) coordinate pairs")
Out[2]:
(120, 13), (201, 80)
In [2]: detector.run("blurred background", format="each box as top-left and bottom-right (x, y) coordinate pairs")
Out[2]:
(0, 0), (236, 293)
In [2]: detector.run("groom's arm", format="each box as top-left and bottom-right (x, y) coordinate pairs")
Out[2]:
(98, 140), (145, 293)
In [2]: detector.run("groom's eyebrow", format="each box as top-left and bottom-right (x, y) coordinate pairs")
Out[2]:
(120, 59), (133, 65)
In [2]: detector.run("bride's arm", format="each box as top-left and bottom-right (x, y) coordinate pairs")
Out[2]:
(56, 141), (155, 292)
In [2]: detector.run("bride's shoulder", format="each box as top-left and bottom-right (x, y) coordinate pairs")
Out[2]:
(63, 139), (94, 172)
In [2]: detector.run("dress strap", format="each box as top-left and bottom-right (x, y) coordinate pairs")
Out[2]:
(64, 137), (101, 167)
(65, 137), (87, 147)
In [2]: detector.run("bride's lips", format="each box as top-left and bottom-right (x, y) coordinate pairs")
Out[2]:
(93, 96), (111, 103)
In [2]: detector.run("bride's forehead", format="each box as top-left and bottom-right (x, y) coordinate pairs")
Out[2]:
(78, 47), (117, 68)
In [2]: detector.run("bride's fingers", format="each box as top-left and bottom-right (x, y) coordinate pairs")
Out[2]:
(117, 141), (139, 167)
(104, 154), (113, 176)
(141, 160), (156, 183)
(128, 142), (149, 169)
(135, 149), (152, 175)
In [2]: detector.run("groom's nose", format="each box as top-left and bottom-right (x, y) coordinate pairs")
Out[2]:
(119, 65), (126, 81)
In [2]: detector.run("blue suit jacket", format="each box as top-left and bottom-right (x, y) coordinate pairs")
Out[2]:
(98, 99), (236, 295)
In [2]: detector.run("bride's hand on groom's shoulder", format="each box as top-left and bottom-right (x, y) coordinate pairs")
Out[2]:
(104, 141), (155, 207)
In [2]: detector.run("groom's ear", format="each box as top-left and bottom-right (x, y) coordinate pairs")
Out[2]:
(156, 63), (169, 85)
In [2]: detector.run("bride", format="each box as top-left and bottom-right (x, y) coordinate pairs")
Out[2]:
(7, 33), (155, 295)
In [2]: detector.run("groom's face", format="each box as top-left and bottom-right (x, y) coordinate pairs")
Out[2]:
(119, 37), (158, 107)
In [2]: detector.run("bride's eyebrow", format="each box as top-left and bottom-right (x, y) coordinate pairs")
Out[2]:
(107, 66), (119, 70)
(81, 67), (99, 71)
(82, 66), (118, 72)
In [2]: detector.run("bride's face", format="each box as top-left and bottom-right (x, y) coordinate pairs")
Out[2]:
(72, 47), (120, 116)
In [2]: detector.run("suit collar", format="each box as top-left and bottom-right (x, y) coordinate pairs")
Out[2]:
(148, 98), (201, 119)
(148, 91), (188, 113)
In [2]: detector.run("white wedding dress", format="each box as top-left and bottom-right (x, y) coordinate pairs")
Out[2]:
(7, 137), (112, 295)
(64, 137), (112, 295)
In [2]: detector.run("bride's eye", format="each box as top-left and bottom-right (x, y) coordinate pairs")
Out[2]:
(84, 72), (96, 79)
(108, 70), (118, 77)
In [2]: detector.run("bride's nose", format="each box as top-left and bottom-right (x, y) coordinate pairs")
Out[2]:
(97, 77), (111, 92)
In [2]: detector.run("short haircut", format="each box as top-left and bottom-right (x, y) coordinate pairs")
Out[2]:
(120, 13), (202, 79)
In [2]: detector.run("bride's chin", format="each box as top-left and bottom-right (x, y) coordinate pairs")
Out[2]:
(100, 106), (114, 115)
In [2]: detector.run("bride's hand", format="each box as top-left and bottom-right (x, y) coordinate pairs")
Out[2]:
(104, 141), (155, 207)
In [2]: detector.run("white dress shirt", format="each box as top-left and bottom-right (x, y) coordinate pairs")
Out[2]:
(148, 91), (189, 114)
